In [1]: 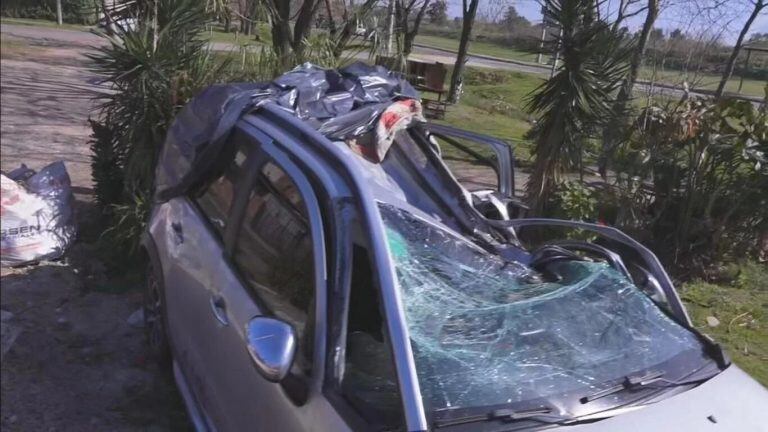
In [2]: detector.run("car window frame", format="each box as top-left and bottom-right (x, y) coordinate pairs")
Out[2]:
(423, 123), (517, 198)
(222, 126), (329, 390)
(189, 132), (258, 247)
(237, 117), (409, 431)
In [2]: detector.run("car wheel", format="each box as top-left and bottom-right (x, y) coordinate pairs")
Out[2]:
(144, 260), (171, 367)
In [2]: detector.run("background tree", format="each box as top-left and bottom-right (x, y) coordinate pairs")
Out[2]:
(525, 0), (631, 214)
(261, 0), (379, 65)
(748, 32), (768, 43)
(425, 0), (447, 24)
(447, 0), (480, 103)
(263, 0), (322, 63)
(715, 0), (766, 97)
(649, 27), (664, 42)
(669, 27), (684, 40)
(599, 0), (659, 177)
(395, 0), (432, 59)
(501, 5), (530, 28)
(325, 0), (379, 58)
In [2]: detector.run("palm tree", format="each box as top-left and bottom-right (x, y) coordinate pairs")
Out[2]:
(525, 0), (631, 215)
(88, 0), (226, 253)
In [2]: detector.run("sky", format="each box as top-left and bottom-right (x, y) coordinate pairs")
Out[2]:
(444, 0), (768, 44)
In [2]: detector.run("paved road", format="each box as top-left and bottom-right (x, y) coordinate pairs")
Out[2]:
(3, 23), (761, 105)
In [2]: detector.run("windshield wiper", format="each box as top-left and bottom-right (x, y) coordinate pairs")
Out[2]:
(434, 406), (570, 429)
(580, 370), (666, 403)
(580, 365), (722, 405)
(578, 369), (718, 404)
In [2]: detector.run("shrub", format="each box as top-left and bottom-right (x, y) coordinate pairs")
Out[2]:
(89, 0), (226, 254)
(550, 180), (597, 221)
(609, 98), (768, 273)
(88, 117), (124, 212)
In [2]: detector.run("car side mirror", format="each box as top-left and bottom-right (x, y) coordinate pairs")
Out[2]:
(246, 316), (296, 383)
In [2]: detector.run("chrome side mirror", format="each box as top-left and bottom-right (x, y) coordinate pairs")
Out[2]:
(246, 316), (296, 383)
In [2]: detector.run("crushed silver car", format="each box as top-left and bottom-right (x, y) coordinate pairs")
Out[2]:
(141, 63), (768, 432)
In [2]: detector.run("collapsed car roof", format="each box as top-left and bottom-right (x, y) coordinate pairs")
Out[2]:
(154, 61), (506, 244)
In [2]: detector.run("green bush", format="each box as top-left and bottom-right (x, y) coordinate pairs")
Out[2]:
(89, 0), (227, 255)
(736, 261), (768, 292)
(550, 180), (597, 221)
(88, 117), (124, 212)
(608, 98), (768, 273)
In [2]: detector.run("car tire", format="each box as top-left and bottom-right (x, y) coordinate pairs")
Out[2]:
(144, 259), (172, 369)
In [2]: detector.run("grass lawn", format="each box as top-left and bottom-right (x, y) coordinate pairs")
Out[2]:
(417, 31), (765, 99)
(205, 24), (270, 47)
(681, 262), (768, 387)
(433, 67), (543, 163)
(639, 67), (766, 98)
(415, 34), (539, 64)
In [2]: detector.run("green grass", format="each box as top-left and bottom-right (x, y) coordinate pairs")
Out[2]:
(0, 17), (91, 32)
(681, 261), (768, 387)
(639, 67), (766, 98)
(415, 34), (539, 64)
(416, 31), (765, 98)
(205, 24), (271, 47)
(435, 67), (543, 162)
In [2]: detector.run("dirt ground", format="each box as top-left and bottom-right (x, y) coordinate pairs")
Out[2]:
(1, 27), (191, 431)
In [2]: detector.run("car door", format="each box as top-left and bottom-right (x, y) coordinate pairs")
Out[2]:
(157, 131), (256, 429)
(424, 123), (528, 219)
(204, 131), (350, 432)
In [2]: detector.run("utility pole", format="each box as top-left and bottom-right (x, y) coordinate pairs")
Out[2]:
(536, 25), (546, 64)
(386, 0), (395, 56)
(56, 0), (63, 25)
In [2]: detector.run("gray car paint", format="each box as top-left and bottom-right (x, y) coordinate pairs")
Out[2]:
(150, 142), (351, 431)
(149, 107), (768, 432)
(558, 366), (768, 432)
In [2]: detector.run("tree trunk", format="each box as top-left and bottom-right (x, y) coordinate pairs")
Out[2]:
(331, 0), (379, 60)
(715, 0), (764, 98)
(598, 0), (658, 178)
(526, 111), (566, 215)
(621, 0), (659, 101)
(291, 0), (321, 60)
(402, 0), (431, 59)
(447, 0), (480, 103)
(267, 0), (293, 62)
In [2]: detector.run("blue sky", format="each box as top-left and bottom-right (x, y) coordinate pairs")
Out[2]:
(445, 0), (768, 44)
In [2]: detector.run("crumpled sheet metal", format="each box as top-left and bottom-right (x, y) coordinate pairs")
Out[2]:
(380, 204), (703, 411)
(155, 62), (422, 200)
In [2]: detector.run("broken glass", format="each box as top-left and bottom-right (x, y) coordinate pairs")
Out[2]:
(379, 204), (706, 414)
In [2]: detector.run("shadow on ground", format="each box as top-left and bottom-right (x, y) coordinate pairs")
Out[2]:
(1, 196), (191, 432)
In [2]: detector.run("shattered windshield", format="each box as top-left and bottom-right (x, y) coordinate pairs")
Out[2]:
(380, 204), (707, 416)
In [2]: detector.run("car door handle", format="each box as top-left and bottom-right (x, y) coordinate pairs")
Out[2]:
(209, 295), (229, 326)
(171, 221), (184, 244)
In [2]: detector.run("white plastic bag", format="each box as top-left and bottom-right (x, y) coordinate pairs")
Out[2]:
(1, 162), (76, 266)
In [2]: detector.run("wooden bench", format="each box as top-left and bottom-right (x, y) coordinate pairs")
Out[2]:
(374, 57), (450, 120)
(407, 60), (449, 119)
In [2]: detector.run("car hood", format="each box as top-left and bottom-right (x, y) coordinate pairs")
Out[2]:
(558, 365), (768, 432)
